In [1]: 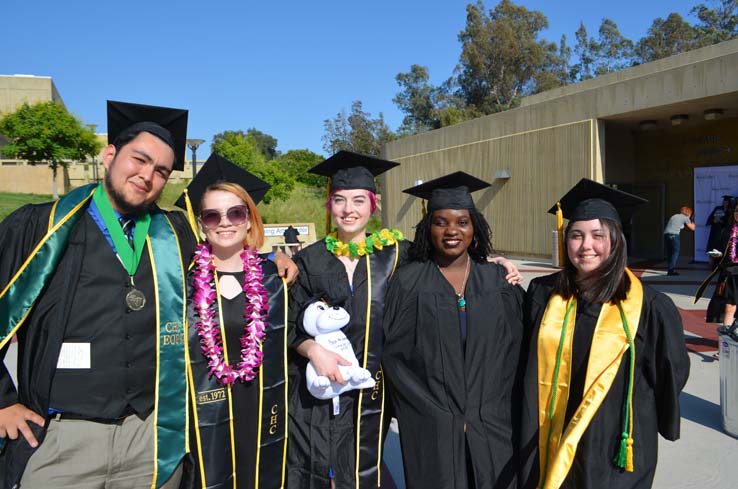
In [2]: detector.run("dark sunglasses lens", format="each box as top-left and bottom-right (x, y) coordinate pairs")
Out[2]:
(227, 206), (248, 225)
(201, 210), (221, 229)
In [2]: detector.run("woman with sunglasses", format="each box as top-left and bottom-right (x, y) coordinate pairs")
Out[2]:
(381, 173), (525, 489)
(518, 180), (689, 489)
(182, 156), (289, 489)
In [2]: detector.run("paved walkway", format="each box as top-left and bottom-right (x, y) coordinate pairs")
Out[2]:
(382, 256), (737, 489)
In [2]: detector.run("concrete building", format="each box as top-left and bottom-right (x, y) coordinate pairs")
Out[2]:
(381, 39), (738, 263)
(0, 74), (198, 195)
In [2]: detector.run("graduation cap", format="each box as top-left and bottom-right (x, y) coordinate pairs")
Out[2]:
(548, 178), (648, 225)
(107, 100), (188, 171)
(309, 150), (399, 193)
(548, 178), (648, 266)
(403, 171), (491, 213)
(174, 153), (271, 213)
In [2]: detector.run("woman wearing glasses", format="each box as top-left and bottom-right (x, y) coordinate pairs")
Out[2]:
(182, 154), (288, 489)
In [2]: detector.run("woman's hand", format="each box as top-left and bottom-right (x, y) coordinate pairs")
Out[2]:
(305, 342), (352, 385)
(489, 256), (522, 285)
(708, 249), (723, 258)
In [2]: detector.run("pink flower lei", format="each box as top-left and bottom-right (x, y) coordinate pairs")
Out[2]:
(730, 223), (738, 263)
(192, 242), (268, 385)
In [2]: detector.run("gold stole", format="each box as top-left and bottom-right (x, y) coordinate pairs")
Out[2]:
(537, 269), (643, 489)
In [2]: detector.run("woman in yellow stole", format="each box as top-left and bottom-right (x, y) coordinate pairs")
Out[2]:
(519, 179), (690, 489)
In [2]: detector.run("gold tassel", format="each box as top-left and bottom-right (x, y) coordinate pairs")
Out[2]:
(625, 437), (634, 472)
(421, 200), (427, 219)
(325, 179), (332, 236)
(556, 201), (565, 267)
(183, 188), (201, 244)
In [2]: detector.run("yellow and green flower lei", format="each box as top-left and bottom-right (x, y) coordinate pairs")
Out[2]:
(325, 228), (404, 259)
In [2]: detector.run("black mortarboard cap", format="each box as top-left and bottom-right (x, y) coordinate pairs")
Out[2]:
(107, 100), (188, 171)
(308, 150), (399, 192)
(548, 178), (648, 224)
(174, 153), (271, 212)
(722, 195), (734, 200)
(403, 171), (490, 212)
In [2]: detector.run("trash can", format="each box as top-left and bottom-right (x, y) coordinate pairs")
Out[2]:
(719, 329), (738, 437)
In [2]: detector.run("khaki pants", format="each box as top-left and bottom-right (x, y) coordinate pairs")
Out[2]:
(20, 411), (183, 489)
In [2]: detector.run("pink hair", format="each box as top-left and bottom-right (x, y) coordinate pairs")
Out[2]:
(326, 190), (377, 214)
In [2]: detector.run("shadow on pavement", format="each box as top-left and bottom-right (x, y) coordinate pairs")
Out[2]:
(679, 391), (723, 433)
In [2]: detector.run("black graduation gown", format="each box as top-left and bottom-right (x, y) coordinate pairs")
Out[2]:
(518, 273), (690, 489)
(382, 260), (525, 489)
(706, 205), (728, 252)
(185, 264), (287, 489)
(287, 238), (410, 489)
(0, 203), (196, 487)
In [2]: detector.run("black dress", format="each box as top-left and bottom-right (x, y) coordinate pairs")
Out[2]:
(519, 273), (690, 489)
(382, 260), (525, 489)
(186, 263), (288, 489)
(287, 238), (409, 489)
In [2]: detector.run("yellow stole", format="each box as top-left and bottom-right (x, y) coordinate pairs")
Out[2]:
(537, 268), (643, 489)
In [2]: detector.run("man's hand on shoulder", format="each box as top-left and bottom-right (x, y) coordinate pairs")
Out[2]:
(0, 403), (45, 448)
(272, 251), (299, 285)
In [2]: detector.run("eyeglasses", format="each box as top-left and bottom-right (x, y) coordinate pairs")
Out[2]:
(200, 205), (249, 229)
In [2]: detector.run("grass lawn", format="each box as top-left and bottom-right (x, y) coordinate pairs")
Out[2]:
(0, 192), (53, 221)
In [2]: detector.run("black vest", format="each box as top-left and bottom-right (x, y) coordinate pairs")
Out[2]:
(49, 213), (156, 418)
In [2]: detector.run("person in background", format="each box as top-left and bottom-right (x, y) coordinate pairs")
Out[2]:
(519, 179), (690, 489)
(706, 195), (732, 262)
(663, 205), (695, 276)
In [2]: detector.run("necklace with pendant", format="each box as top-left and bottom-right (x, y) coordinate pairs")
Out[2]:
(437, 254), (471, 309)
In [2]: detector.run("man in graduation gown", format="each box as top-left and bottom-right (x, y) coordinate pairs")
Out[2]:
(381, 173), (525, 489)
(518, 180), (690, 489)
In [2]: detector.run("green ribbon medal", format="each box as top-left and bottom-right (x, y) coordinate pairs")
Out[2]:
(92, 184), (152, 310)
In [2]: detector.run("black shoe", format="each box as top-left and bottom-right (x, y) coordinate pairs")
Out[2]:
(667, 271), (680, 276)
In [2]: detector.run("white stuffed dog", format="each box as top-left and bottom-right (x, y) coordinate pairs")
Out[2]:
(302, 300), (375, 400)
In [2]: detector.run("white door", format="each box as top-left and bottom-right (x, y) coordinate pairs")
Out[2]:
(694, 166), (738, 262)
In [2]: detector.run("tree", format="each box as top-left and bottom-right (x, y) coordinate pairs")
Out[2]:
(322, 101), (395, 157)
(0, 101), (101, 199)
(593, 18), (634, 76)
(455, 0), (557, 113)
(692, 0), (738, 45)
(533, 35), (572, 92)
(393, 65), (442, 134)
(246, 128), (279, 160)
(210, 130), (294, 204)
(636, 13), (698, 63)
(572, 22), (597, 81)
(212, 128), (279, 161)
(276, 149), (326, 187)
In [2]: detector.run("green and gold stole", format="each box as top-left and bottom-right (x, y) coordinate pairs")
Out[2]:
(0, 184), (188, 488)
(355, 242), (401, 489)
(187, 270), (289, 489)
(536, 269), (643, 489)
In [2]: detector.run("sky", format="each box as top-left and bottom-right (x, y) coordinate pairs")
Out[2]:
(3, 0), (703, 158)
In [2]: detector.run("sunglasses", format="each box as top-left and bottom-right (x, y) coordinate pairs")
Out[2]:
(200, 205), (249, 230)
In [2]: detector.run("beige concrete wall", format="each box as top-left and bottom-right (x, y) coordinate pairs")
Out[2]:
(0, 164), (70, 195)
(382, 119), (598, 257)
(0, 75), (63, 115)
(522, 38), (738, 107)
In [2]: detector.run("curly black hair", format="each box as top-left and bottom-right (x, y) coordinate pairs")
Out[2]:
(409, 208), (494, 263)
